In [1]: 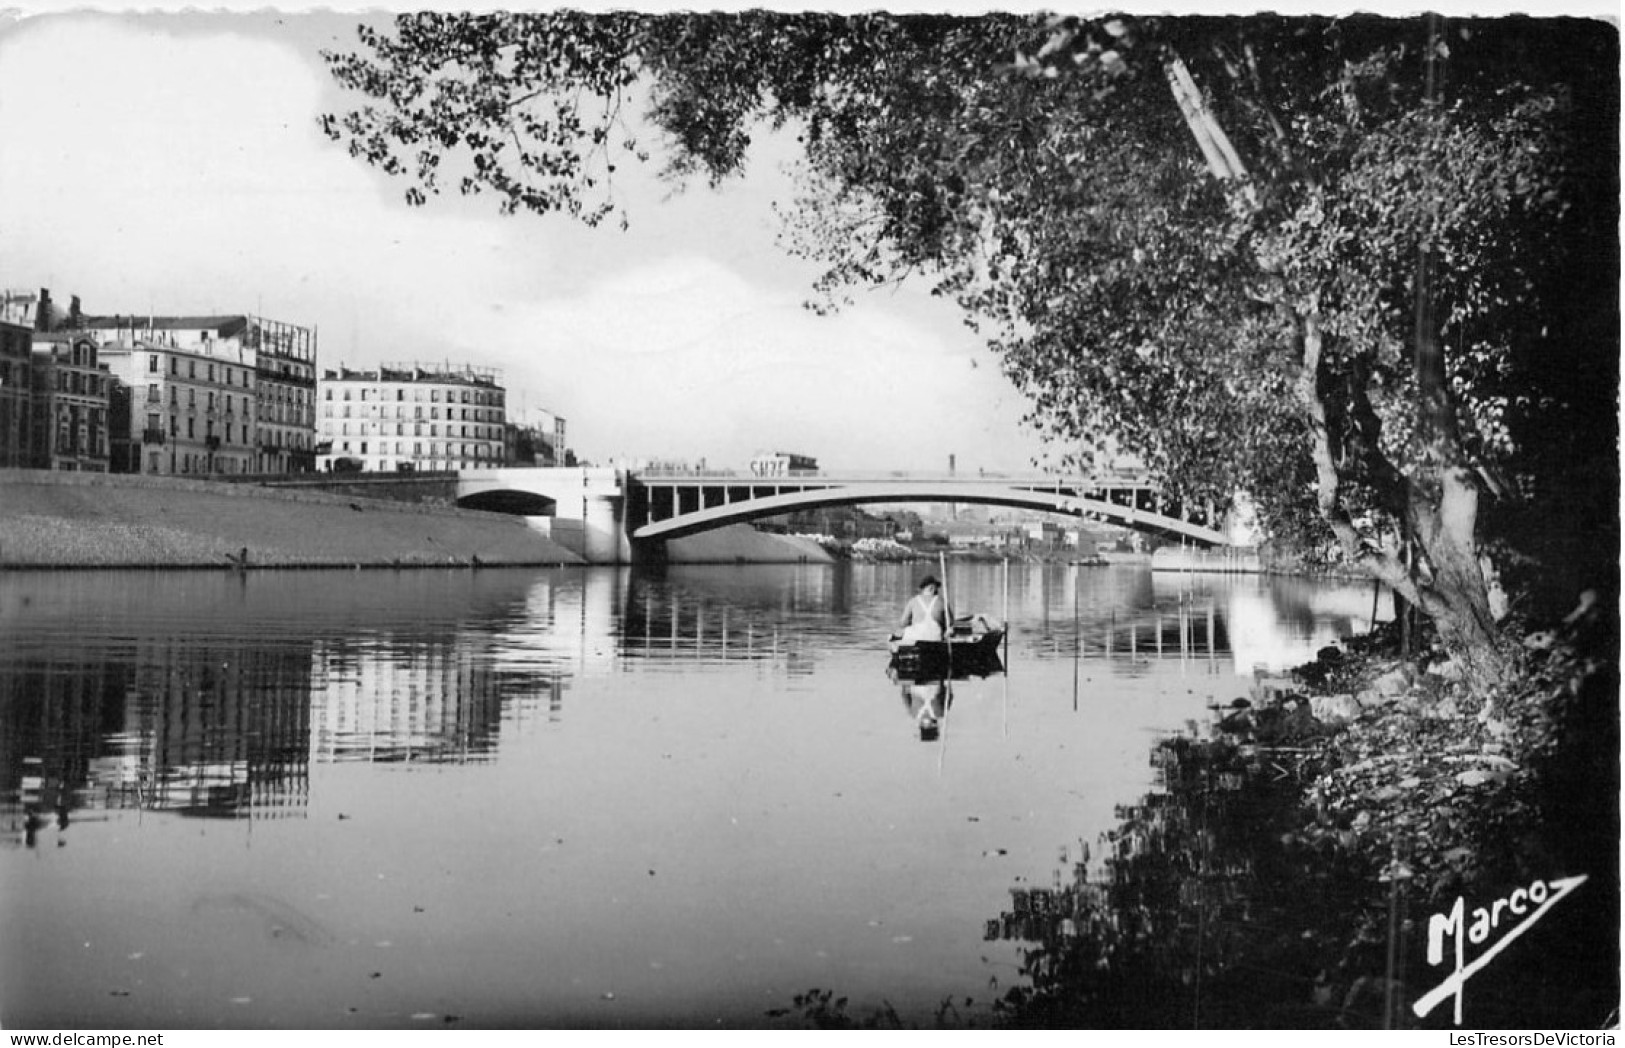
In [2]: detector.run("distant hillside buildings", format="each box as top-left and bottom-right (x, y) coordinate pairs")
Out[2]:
(0, 287), (570, 476)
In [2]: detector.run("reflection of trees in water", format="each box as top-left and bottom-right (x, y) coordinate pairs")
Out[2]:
(988, 735), (1385, 1029)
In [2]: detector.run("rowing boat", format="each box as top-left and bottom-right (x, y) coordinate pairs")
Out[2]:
(887, 618), (1006, 679)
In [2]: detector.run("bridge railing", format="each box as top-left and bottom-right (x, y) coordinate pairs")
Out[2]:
(631, 467), (1153, 485)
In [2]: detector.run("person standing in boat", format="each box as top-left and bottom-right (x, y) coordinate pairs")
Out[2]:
(899, 575), (952, 643)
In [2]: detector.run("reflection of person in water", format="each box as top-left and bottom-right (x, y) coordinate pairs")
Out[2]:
(903, 680), (950, 741)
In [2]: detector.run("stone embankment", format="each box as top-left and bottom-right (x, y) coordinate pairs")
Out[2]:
(0, 470), (582, 569)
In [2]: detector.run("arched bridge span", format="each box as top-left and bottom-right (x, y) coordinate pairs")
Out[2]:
(628, 472), (1230, 546)
(454, 467), (1233, 564)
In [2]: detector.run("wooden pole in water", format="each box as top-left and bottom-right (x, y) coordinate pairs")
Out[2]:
(938, 551), (953, 763)
(1002, 557), (1011, 668)
(1002, 557), (1011, 737)
(1072, 563), (1081, 712)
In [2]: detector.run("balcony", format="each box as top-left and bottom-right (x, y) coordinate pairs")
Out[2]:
(142, 428), (165, 445)
(205, 435), (221, 451)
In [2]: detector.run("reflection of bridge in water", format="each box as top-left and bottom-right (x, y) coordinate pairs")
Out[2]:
(456, 467), (1237, 564)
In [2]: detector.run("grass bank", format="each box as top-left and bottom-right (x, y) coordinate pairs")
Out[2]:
(0, 470), (583, 569)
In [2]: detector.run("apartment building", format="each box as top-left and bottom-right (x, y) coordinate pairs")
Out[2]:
(317, 362), (507, 473)
(98, 332), (258, 476)
(87, 314), (317, 476)
(30, 333), (112, 472)
(245, 316), (318, 474)
(0, 320), (31, 468)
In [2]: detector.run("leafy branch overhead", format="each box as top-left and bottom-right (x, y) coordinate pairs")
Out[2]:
(322, 13), (1617, 690)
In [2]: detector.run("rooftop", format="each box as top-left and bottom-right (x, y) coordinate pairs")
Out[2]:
(82, 315), (251, 338)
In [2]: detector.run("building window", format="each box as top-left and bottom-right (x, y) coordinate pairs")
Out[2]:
(148, 355), (159, 373)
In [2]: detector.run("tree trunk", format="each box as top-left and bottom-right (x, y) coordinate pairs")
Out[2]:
(1405, 465), (1516, 701)
(1296, 309), (1513, 704)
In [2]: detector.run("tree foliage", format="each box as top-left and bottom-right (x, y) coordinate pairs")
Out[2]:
(322, 13), (1617, 684)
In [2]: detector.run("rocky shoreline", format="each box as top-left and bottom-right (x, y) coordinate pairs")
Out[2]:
(993, 601), (1617, 1029)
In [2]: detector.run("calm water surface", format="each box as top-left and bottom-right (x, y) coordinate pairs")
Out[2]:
(0, 563), (1387, 1028)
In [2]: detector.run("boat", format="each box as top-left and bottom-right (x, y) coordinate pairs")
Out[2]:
(888, 617), (1006, 680)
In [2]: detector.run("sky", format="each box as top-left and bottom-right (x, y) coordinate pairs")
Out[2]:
(1, 3), (1612, 473)
(0, 8), (1061, 473)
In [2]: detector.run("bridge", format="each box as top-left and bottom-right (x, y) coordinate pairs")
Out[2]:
(454, 466), (1234, 564)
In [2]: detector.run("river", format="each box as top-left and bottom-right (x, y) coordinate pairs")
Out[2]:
(0, 562), (1389, 1029)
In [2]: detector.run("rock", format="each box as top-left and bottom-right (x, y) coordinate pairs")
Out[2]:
(1372, 666), (1412, 696)
(1310, 693), (1362, 724)
(1427, 658), (1466, 681)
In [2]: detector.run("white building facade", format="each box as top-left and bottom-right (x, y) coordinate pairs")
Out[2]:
(317, 362), (507, 473)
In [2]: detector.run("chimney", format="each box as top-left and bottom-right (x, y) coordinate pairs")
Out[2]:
(35, 288), (51, 332)
(68, 295), (82, 329)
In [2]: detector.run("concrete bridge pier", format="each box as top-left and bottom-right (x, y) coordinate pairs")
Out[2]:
(461, 466), (631, 564)
(576, 468), (631, 565)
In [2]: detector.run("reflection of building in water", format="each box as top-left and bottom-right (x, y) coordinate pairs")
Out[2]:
(480, 573), (603, 725)
(133, 641), (313, 817)
(0, 639), (314, 844)
(0, 659), (121, 848)
(620, 580), (821, 677)
(308, 638), (506, 763)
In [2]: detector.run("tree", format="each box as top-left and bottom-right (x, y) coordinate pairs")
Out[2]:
(321, 13), (1617, 696)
